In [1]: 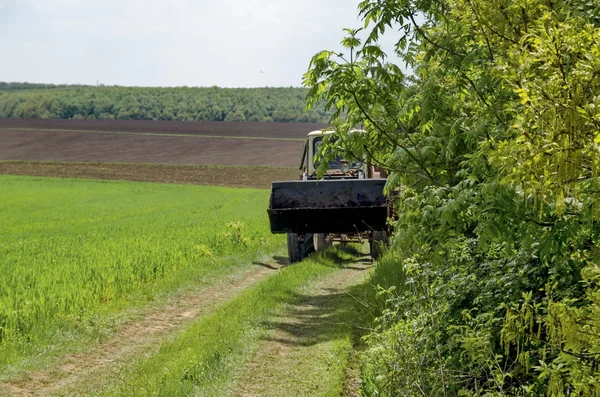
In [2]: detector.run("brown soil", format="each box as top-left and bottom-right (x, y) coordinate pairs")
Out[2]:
(0, 119), (327, 139)
(0, 162), (300, 189)
(0, 129), (304, 167)
(0, 262), (285, 397)
(0, 118), (325, 168)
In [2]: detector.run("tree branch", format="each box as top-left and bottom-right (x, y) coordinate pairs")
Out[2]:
(409, 13), (466, 57)
(465, 0), (520, 45)
(349, 89), (446, 188)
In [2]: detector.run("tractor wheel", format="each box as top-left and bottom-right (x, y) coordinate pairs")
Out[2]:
(287, 233), (315, 264)
(313, 233), (331, 252)
(370, 231), (388, 260)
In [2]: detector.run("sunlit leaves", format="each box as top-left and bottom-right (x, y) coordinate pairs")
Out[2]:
(304, 0), (600, 395)
(341, 28), (363, 50)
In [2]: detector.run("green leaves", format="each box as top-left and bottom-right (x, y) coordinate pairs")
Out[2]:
(304, 0), (600, 395)
(0, 86), (334, 124)
(341, 28), (363, 49)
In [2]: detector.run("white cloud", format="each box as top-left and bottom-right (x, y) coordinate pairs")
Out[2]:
(0, 0), (405, 87)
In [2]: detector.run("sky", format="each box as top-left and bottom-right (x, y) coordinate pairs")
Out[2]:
(0, 0), (404, 87)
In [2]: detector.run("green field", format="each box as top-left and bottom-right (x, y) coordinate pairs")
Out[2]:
(0, 175), (284, 371)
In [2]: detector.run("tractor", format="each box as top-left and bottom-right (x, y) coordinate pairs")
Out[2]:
(267, 129), (390, 263)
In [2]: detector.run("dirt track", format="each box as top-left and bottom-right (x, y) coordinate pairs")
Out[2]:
(0, 257), (369, 397)
(233, 260), (369, 397)
(0, 263), (286, 397)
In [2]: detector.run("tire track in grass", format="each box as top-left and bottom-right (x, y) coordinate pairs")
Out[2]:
(93, 246), (365, 397)
(0, 261), (285, 397)
(232, 259), (371, 397)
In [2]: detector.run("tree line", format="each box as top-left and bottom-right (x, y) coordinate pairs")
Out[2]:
(306, 0), (600, 394)
(0, 84), (331, 123)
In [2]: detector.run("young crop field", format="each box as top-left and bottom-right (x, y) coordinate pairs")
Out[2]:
(0, 174), (284, 375)
(0, 174), (369, 397)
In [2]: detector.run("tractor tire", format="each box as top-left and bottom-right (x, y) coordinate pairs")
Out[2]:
(313, 233), (331, 252)
(287, 232), (315, 264)
(370, 231), (388, 260)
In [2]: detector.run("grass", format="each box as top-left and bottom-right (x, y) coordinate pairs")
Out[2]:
(92, 246), (361, 397)
(232, 252), (369, 397)
(0, 175), (283, 373)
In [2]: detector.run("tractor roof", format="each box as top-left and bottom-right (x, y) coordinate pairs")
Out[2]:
(306, 129), (335, 137)
(306, 129), (365, 138)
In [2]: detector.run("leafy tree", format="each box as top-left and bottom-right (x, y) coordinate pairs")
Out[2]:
(0, 85), (333, 123)
(304, 0), (600, 394)
(224, 109), (246, 122)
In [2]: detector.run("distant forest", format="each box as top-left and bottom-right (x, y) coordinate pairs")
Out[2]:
(0, 82), (332, 123)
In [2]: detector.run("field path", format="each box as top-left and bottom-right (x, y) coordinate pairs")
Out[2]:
(0, 262), (285, 397)
(231, 259), (370, 397)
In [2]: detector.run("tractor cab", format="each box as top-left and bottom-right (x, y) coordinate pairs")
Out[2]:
(299, 130), (367, 180)
(268, 129), (390, 263)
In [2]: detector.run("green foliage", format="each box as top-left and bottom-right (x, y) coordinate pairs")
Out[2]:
(0, 84), (331, 123)
(221, 221), (249, 247)
(0, 175), (282, 371)
(304, 0), (600, 394)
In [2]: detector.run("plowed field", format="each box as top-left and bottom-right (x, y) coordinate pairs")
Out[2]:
(0, 119), (327, 139)
(0, 162), (299, 189)
(0, 119), (325, 167)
